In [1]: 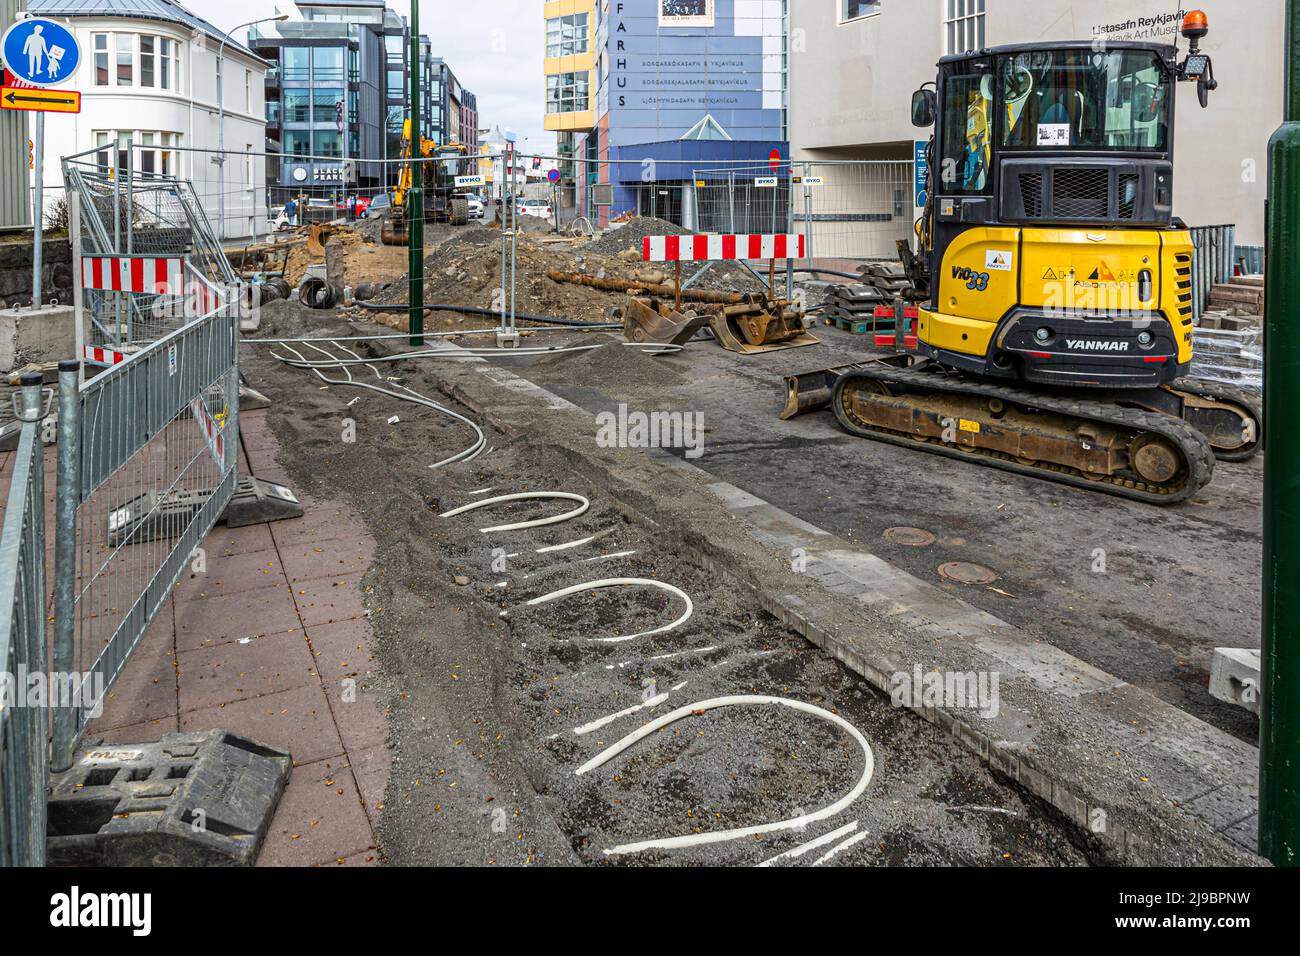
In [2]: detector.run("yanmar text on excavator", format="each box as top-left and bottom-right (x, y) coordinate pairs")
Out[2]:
(784, 10), (1261, 504)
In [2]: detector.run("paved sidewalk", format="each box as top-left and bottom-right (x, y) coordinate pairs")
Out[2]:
(81, 407), (391, 866)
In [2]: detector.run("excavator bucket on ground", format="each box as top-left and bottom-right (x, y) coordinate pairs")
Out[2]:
(710, 296), (820, 354)
(620, 296), (712, 345)
(379, 211), (408, 246)
(307, 223), (335, 258)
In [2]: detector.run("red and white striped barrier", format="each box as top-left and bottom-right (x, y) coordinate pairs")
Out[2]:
(183, 260), (226, 318)
(80, 256), (183, 295)
(642, 234), (806, 263)
(190, 397), (227, 469)
(83, 345), (127, 366)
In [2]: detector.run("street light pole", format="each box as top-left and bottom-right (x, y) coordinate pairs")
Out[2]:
(217, 15), (287, 242)
(408, 1), (424, 346)
(1261, 0), (1300, 868)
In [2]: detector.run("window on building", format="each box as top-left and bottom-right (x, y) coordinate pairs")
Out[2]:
(116, 34), (133, 85)
(314, 130), (342, 158)
(284, 129), (312, 156)
(92, 34), (181, 91)
(94, 131), (111, 171)
(284, 90), (311, 123)
(314, 88), (344, 127)
(245, 70), (252, 112)
(314, 46), (345, 82)
(160, 38), (177, 91)
(283, 47), (310, 81)
(841, 1), (882, 22)
(546, 13), (589, 58)
(140, 36), (155, 86)
(546, 72), (590, 114)
(945, 0), (986, 54)
(94, 34), (108, 85)
(96, 130), (181, 176)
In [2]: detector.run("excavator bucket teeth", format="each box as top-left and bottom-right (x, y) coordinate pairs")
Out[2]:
(621, 297), (711, 346)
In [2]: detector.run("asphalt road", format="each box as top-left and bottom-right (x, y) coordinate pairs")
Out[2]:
(520, 323), (1263, 743)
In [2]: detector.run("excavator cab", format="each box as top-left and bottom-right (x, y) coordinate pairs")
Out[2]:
(906, 13), (1217, 390)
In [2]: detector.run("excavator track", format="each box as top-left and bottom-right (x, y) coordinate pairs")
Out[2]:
(831, 361), (1216, 505)
(1163, 377), (1263, 462)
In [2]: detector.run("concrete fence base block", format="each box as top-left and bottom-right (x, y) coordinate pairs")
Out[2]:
(47, 730), (291, 867)
(222, 476), (304, 528)
(1210, 647), (1262, 715)
(0, 304), (75, 374)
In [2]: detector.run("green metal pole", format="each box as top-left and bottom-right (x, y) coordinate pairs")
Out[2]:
(407, 1), (424, 346)
(1261, 0), (1300, 867)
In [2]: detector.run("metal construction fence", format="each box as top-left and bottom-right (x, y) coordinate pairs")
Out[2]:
(0, 379), (51, 867)
(1189, 224), (1237, 325)
(132, 144), (919, 265)
(51, 262), (237, 771)
(63, 150), (237, 373)
(0, 156), (239, 861)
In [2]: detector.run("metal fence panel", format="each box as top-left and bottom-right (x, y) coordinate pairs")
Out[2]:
(1190, 224), (1237, 324)
(0, 382), (50, 866)
(59, 301), (238, 754)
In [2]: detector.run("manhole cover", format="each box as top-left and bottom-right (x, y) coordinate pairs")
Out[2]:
(883, 527), (936, 547)
(937, 562), (1000, 586)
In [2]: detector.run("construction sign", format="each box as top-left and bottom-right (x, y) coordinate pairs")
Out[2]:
(1, 85), (80, 113)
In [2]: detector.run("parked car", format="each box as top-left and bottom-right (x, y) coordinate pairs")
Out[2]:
(517, 198), (553, 220)
(365, 193), (393, 219)
(336, 195), (372, 217)
(466, 197), (485, 220)
(268, 206), (291, 232)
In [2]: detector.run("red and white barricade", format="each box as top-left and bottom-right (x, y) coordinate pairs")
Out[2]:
(80, 255), (183, 296)
(642, 233), (806, 263)
(76, 254), (227, 369)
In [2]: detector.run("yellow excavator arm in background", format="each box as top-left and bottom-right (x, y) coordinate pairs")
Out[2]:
(392, 119), (438, 209)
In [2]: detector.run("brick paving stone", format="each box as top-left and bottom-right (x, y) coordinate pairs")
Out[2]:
(256, 757), (375, 867)
(292, 572), (369, 628)
(179, 682), (344, 766)
(174, 585), (303, 652)
(177, 629), (317, 712)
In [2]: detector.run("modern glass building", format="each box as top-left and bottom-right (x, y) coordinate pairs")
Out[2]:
(251, 0), (478, 200)
(544, 0), (789, 226)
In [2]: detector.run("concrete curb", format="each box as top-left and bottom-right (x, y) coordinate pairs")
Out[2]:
(368, 332), (1262, 866)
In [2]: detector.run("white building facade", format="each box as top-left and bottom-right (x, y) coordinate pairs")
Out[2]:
(790, 0), (1282, 245)
(24, 0), (268, 240)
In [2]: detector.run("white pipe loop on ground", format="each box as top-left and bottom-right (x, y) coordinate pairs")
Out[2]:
(439, 492), (591, 533)
(523, 578), (693, 644)
(574, 695), (875, 856)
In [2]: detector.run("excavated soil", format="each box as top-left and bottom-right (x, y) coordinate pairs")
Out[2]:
(238, 300), (1092, 867)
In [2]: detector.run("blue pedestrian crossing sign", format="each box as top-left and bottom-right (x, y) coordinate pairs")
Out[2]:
(1, 18), (81, 87)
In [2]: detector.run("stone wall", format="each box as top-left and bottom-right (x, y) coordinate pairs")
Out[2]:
(0, 236), (74, 308)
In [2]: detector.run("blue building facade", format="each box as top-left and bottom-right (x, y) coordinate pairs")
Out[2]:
(575, 0), (788, 226)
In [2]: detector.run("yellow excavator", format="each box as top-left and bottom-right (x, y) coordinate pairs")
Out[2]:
(380, 121), (472, 244)
(783, 10), (1259, 504)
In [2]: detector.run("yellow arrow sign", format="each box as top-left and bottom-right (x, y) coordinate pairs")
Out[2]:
(1, 86), (81, 114)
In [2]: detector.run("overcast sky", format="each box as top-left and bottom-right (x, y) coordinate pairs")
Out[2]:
(186, 0), (549, 149)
